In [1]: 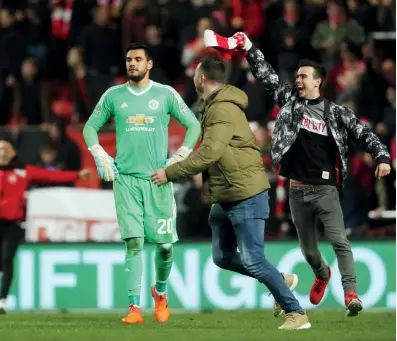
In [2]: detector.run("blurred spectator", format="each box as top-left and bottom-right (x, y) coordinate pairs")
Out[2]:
(391, 135), (396, 170)
(231, 57), (274, 122)
(24, 0), (51, 69)
(380, 59), (396, 88)
(311, 0), (365, 69)
(145, 25), (166, 68)
(175, 176), (212, 239)
(50, 0), (96, 46)
(370, 58), (397, 119)
(328, 41), (378, 123)
(79, 5), (120, 106)
(250, 121), (272, 165)
(51, 0), (74, 41)
(327, 41), (366, 98)
(227, 0), (265, 39)
(71, 0), (98, 46)
(12, 8), (28, 36)
(121, 0), (160, 54)
(0, 8), (26, 125)
(336, 101), (376, 236)
(34, 142), (79, 188)
(48, 0), (78, 80)
(165, 0), (199, 50)
(270, 0), (310, 80)
(144, 24), (170, 84)
(343, 151), (376, 236)
(375, 87), (396, 146)
(13, 58), (51, 125)
(376, 86), (397, 209)
(303, 0), (327, 33)
(67, 47), (92, 122)
(346, 0), (378, 33)
(210, 0), (231, 35)
(98, 0), (124, 20)
(369, 0), (396, 32)
(45, 118), (81, 171)
(38, 144), (60, 170)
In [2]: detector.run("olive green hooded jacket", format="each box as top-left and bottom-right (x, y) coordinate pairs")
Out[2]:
(165, 85), (270, 204)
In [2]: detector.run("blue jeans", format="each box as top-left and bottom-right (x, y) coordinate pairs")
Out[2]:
(209, 190), (303, 313)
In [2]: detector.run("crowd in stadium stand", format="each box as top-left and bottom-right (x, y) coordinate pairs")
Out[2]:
(0, 0), (395, 239)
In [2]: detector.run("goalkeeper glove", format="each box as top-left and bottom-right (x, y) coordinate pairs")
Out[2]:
(165, 146), (192, 166)
(89, 144), (119, 181)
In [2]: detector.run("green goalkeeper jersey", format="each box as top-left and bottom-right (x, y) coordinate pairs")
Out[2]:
(83, 81), (201, 179)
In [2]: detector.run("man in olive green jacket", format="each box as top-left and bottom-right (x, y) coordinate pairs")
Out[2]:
(151, 55), (307, 330)
(166, 79), (269, 204)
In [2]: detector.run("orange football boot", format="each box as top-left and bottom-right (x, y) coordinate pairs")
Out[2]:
(151, 286), (170, 323)
(121, 305), (144, 324)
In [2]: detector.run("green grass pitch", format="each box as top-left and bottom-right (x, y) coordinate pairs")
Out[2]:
(2, 310), (395, 341)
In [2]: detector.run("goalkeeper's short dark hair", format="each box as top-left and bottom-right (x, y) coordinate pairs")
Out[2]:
(199, 55), (227, 84)
(126, 43), (152, 61)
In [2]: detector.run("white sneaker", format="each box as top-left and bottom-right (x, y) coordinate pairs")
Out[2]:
(0, 298), (6, 314)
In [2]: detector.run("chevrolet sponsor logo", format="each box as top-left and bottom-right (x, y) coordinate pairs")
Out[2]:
(126, 114), (155, 125)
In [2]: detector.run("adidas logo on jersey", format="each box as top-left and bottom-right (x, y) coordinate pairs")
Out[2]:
(120, 102), (128, 108)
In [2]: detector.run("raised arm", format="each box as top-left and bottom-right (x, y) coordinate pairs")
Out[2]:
(203, 30), (293, 108)
(246, 44), (293, 108)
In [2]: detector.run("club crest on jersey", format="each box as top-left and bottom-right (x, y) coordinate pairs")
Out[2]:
(179, 102), (188, 114)
(126, 114), (155, 125)
(148, 99), (159, 110)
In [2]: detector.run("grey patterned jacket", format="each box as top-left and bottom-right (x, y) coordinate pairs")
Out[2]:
(246, 46), (391, 193)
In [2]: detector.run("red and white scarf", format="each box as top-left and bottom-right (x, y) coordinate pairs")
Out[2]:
(204, 29), (248, 57)
(51, 0), (74, 40)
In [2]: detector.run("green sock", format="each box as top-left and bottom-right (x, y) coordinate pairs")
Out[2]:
(128, 295), (140, 306)
(125, 238), (144, 306)
(155, 243), (173, 294)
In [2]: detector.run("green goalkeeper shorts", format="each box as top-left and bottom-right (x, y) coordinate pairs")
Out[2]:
(113, 174), (178, 243)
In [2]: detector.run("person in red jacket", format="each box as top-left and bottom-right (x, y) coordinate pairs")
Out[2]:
(0, 138), (91, 314)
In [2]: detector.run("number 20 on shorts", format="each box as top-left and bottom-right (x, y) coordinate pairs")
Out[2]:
(157, 218), (173, 234)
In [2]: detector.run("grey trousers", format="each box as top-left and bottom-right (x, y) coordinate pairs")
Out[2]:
(289, 184), (357, 293)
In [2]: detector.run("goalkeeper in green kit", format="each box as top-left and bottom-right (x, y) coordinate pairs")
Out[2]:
(83, 43), (201, 324)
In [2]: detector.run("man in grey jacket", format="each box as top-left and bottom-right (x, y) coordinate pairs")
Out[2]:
(204, 29), (391, 317)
